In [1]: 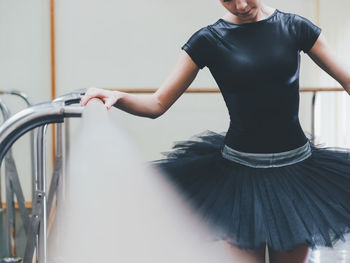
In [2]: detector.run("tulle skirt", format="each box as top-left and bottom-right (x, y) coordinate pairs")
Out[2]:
(148, 130), (350, 252)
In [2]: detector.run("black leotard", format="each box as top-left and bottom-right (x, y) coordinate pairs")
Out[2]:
(181, 9), (322, 153)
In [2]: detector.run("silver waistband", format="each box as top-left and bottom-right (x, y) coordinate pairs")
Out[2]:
(221, 140), (312, 168)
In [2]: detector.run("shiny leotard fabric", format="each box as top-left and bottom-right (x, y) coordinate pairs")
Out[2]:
(181, 9), (322, 153)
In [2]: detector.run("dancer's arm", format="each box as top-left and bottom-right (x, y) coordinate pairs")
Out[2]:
(308, 32), (350, 94)
(80, 50), (200, 119)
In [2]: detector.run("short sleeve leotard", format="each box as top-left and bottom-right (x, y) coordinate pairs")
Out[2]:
(181, 9), (322, 153)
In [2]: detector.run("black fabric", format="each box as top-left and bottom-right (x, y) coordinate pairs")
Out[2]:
(293, 14), (323, 53)
(181, 9), (322, 153)
(150, 131), (350, 252)
(149, 9), (350, 253)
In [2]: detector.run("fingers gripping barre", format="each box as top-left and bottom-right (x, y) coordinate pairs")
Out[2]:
(80, 87), (122, 110)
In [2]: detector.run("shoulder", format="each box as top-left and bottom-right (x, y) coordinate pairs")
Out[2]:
(275, 9), (295, 22)
(291, 12), (315, 23)
(184, 25), (217, 47)
(275, 11), (321, 52)
(277, 10), (318, 29)
(290, 12), (322, 39)
(272, 10), (315, 26)
(292, 13), (319, 30)
(187, 26), (214, 41)
(181, 23), (219, 69)
(272, 9), (309, 27)
(275, 10), (321, 36)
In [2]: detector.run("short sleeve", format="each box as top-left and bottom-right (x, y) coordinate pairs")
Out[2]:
(181, 27), (214, 69)
(293, 14), (322, 53)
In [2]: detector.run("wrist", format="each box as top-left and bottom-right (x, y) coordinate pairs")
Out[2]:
(112, 90), (126, 108)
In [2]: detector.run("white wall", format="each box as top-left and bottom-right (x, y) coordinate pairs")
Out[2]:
(315, 0), (350, 147)
(0, 0), (52, 202)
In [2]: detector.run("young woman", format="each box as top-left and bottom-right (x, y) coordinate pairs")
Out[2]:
(81, 0), (350, 262)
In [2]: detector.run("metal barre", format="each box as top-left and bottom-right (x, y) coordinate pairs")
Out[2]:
(0, 92), (84, 263)
(0, 101), (83, 162)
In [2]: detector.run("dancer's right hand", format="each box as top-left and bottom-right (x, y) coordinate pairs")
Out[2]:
(80, 87), (122, 110)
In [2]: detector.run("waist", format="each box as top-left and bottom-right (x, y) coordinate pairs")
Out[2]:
(224, 119), (308, 153)
(221, 139), (312, 168)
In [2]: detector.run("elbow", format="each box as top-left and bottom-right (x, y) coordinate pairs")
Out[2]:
(342, 73), (350, 93)
(345, 82), (350, 94)
(346, 85), (350, 94)
(342, 81), (350, 94)
(149, 107), (165, 119)
(149, 95), (167, 119)
(150, 114), (160, 120)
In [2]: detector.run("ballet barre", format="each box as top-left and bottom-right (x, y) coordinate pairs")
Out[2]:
(0, 91), (84, 263)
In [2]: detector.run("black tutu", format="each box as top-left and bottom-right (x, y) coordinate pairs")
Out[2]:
(149, 130), (350, 252)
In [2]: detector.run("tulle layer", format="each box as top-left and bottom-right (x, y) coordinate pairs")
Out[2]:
(149, 130), (350, 252)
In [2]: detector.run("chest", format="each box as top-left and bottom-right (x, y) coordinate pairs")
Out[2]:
(208, 26), (300, 89)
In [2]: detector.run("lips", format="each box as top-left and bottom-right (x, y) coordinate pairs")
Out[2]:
(238, 9), (251, 17)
